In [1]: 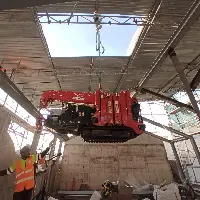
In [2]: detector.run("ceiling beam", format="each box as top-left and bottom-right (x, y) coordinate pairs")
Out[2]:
(140, 88), (195, 112)
(137, 0), (200, 91)
(143, 117), (190, 138)
(0, 71), (40, 118)
(115, 0), (163, 92)
(0, 0), (73, 11)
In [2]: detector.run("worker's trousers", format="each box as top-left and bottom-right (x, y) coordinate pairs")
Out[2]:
(13, 188), (33, 200)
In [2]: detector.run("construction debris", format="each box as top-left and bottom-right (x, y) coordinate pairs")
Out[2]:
(153, 183), (181, 200)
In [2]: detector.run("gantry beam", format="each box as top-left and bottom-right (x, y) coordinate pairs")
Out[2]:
(0, 0), (73, 11)
(0, 71), (40, 118)
(115, 0), (163, 92)
(140, 88), (195, 112)
(137, 0), (200, 90)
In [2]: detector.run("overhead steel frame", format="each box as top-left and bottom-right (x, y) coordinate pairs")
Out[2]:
(137, 0), (200, 90)
(37, 13), (176, 27)
(115, 0), (164, 93)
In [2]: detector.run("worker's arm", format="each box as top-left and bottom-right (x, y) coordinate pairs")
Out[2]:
(33, 147), (50, 163)
(0, 163), (16, 176)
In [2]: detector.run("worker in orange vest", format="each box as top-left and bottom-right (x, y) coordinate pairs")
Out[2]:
(0, 65), (6, 73)
(0, 144), (51, 200)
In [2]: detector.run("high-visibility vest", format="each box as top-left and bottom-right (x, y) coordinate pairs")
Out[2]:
(0, 66), (6, 73)
(14, 156), (35, 192)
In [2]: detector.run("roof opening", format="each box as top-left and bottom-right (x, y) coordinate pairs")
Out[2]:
(40, 13), (143, 57)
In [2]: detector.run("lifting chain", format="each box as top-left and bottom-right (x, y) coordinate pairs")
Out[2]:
(94, 2), (105, 89)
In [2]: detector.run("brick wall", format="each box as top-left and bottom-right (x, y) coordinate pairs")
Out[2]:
(58, 134), (173, 191)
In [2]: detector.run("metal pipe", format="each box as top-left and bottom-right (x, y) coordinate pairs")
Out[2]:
(169, 50), (200, 120)
(140, 88), (194, 112)
(190, 136), (200, 165)
(137, 0), (200, 90)
(173, 137), (188, 143)
(170, 142), (185, 182)
(115, 0), (163, 92)
(145, 131), (170, 142)
(143, 117), (190, 138)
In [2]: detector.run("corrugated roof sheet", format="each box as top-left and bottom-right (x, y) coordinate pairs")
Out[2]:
(0, 0), (200, 107)
(37, 0), (155, 15)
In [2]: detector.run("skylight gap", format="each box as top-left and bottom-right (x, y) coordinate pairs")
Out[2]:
(39, 13), (144, 57)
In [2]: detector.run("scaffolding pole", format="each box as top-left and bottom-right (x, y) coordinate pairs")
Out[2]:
(190, 136), (200, 165)
(171, 142), (185, 181)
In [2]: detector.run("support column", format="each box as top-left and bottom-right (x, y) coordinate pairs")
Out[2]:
(170, 142), (185, 181)
(46, 136), (57, 193)
(56, 141), (63, 164)
(169, 50), (200, 119)
(31, 131), (41, 153)
(52, 140), (63, 193)
(190, 136), (200, 165)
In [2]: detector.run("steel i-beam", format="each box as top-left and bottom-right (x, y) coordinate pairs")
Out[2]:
(171, 142), (185, 182)
(0, 71), (40, 118)
(169, 50), (200, 120)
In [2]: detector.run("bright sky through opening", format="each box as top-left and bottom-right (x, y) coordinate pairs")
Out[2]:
(41, 14), (139, 57)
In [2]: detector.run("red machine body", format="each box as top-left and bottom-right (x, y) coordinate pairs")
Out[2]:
(39, 89), (145, 143)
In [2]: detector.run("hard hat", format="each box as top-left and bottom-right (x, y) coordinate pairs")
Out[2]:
(20, 144), (31, 154)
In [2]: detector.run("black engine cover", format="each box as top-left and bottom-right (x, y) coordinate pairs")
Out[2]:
(45, 104), (96, 134)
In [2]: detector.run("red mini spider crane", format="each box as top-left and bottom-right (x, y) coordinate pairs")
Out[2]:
(37, 88), (145, 143)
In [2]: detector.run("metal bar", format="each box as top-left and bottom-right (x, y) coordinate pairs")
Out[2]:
(173, 137), (188, 143)
(0, 0), (74, 11)
(137, 0), (200, 90)
(170, 142), (185, 182)
(169, 50), (200, 120)
(0, 71), (40, 118)
(115, 0), (163, 92)
(190, 136), (200, 165)
(145, 131), (170, 142)
(143, 117), (190, 138)
(140, 88), (195, 111)
(190, 67), (200, 91)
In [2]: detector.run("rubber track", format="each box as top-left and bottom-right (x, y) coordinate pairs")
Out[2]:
(81, 125), (138, 143)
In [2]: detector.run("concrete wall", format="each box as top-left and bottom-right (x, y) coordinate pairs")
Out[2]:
(59, 134), (173, 191)
(0, 108), (16, 200)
